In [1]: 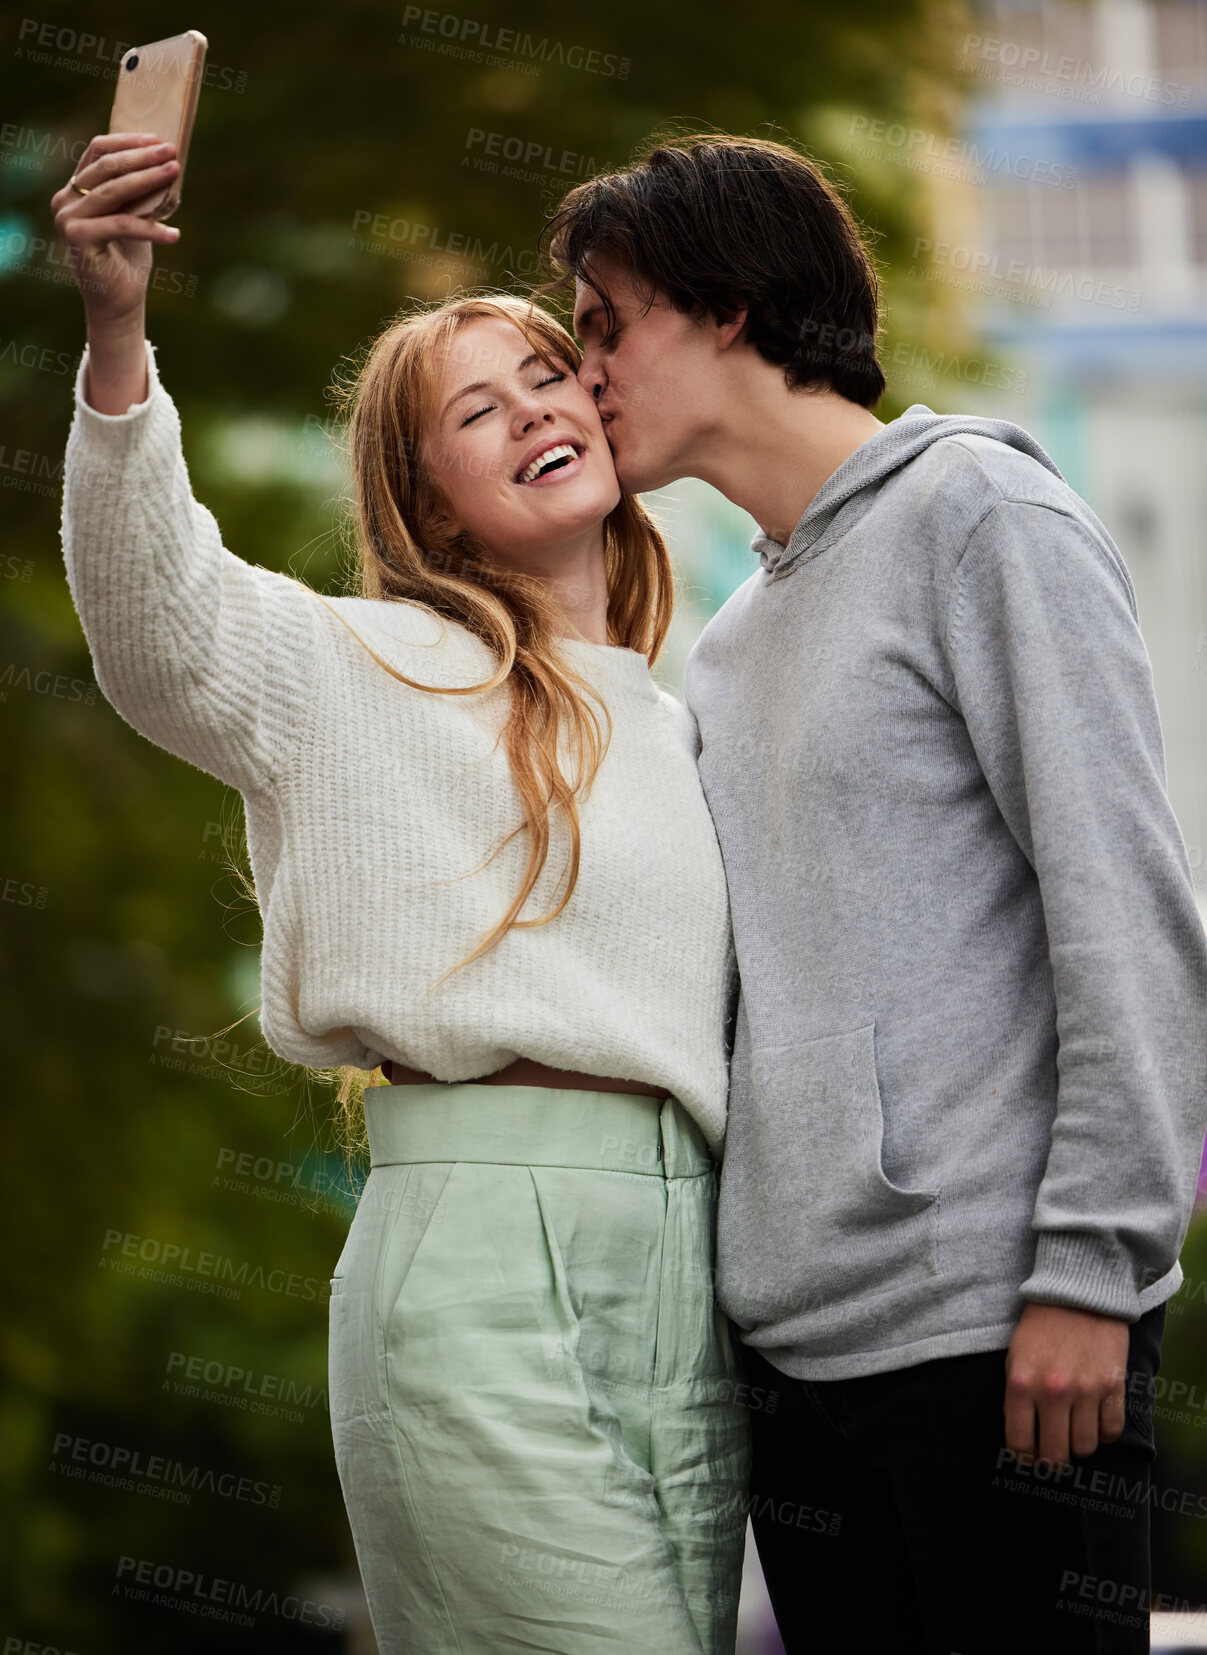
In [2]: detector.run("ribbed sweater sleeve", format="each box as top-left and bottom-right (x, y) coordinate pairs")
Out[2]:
(945, 498), (1207, 1321)
(59, 337), (323, 794)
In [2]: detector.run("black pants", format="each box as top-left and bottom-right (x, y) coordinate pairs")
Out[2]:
(744, 1304), (1166, 1654)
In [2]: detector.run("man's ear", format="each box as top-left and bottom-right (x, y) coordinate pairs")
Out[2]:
(713, 302), (749, 351)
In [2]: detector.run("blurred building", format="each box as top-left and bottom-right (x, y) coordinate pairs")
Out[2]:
(942, 0), (1207, 930)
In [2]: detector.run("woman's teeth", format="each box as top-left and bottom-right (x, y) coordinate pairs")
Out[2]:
(517, 444), (578, 484)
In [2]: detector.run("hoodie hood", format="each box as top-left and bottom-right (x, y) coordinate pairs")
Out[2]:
(754, 404), (1066, 579)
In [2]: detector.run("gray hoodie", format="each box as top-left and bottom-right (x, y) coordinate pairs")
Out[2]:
(683, 404), (1207, 1381)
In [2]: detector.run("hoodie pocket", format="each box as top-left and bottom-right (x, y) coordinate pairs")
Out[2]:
(741, 1022), (941, 1306)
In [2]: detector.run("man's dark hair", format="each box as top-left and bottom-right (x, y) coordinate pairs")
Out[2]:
(538, 131), (886, 408)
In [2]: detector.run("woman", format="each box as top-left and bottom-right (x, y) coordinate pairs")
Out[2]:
(52, 133), (750, 1655)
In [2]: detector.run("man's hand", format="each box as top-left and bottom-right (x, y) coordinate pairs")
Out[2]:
(1003, 1302), (1131, 1467)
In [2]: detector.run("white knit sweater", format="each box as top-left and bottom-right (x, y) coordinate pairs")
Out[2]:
(59, 338), (736, 1147)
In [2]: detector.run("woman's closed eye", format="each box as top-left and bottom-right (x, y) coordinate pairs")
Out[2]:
(459, 372), (567, 428)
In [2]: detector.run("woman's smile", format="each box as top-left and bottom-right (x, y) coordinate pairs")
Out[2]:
(514, 437), (586, 486)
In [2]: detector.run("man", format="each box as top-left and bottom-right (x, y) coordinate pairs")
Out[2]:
(540, 134), (1207, 1652)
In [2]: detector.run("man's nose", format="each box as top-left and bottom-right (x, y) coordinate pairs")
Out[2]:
(577, 354), (606, 401)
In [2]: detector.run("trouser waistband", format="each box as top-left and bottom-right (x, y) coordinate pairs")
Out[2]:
(364, 1081), (712, 1179)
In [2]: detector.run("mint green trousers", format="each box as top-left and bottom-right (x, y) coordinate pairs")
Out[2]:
(327, 1082), (751, 1654)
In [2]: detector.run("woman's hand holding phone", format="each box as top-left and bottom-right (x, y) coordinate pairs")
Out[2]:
(50, 132), (184, 413)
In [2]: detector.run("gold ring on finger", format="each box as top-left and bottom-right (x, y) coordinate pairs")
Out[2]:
(69, 176), (91, 196)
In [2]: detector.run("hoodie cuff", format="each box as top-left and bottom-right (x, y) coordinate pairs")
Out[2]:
(1019, 1229), (1177, 1323)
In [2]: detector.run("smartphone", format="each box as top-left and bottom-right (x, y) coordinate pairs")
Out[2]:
(108, 29), (207, 220)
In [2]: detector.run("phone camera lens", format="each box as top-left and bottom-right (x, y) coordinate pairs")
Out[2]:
(125, 53), (139, 70)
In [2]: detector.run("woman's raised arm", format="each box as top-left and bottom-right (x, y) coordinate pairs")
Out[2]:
(53, 135), (325, 795)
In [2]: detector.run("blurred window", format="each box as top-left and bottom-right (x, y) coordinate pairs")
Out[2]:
(1186, 169), (1207, 263)
(1078, 174), (1136, 265)
(977, 0), (1095, 76)
(1045, 2), (1096, 70)
(1154, 0), (1207, 86)
(985, 172), (1138, 271)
